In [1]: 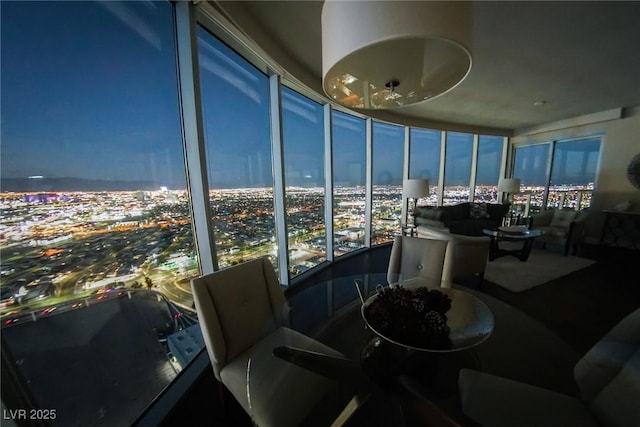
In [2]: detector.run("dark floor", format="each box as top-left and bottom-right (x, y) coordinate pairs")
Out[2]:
(157, 242), (640, 427)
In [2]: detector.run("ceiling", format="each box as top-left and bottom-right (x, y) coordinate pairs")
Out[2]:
(212, 1), (640, 135)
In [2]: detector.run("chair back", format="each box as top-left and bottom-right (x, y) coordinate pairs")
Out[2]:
(442, 234), (490, 285)
(416, 227), (489, 285)
(387, 236), (449, 286)
(191, 256), (287, 380)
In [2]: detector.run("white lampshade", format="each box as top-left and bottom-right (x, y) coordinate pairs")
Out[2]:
(498, 178), (521, 194)
(321, 1), (472, 110)
(403, 179), (430, 199)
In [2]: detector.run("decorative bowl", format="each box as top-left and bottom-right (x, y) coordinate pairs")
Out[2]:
(498, 225), (529, 235)
(361, 286), (494, 353)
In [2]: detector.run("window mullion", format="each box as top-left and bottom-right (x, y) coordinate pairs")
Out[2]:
(438, 131), (446, 206)
(469, 134), (479, 202)
(543, 141), (556, 209)
(365, 118), (373, 247)
(324, 104), (334, 262)
(402, 126), (410, 226)
(176, 1), (217, 274)
(269, 74), (289, 285)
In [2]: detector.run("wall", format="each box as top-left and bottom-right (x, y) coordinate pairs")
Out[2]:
(511, 108), (640, 243)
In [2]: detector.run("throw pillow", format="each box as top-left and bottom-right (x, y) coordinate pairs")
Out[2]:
(549, 210), (578, 229)
(469, 203), (490, 219)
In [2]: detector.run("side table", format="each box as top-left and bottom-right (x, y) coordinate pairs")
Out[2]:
(482, 228), (543, 261)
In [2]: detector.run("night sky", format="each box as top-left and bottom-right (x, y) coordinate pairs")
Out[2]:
(2, 1), (517, 192)
(1, 1), (185, 189)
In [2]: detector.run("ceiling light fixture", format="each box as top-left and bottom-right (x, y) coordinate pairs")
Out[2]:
(321, 1), (472, 110)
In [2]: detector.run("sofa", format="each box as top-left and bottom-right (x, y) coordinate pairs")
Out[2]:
(531, 208), (590, 256)
(414, 202), (510, 237)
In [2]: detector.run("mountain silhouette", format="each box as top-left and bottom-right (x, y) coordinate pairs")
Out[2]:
(0, 177), (165, 192)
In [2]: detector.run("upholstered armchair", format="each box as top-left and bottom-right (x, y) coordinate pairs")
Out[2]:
(387, 235), (449, 288)
(532, 209), (590, 256)
(191, 256), (345, 427)
(416, 226), (490, 286)
(458, 308), (640, 427)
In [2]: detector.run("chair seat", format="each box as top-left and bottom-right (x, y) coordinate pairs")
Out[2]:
(458, 369), (598, 427)
(221, 326), (345, 427)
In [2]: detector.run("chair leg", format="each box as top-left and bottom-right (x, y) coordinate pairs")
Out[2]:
(216, 380), (228, 416)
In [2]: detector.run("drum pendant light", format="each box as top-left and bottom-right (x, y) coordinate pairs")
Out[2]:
(322, 1), (472, 109)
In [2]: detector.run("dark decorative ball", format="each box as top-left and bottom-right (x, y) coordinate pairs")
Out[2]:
(365, 285), (452, 350)
(628, 152), (640, 190)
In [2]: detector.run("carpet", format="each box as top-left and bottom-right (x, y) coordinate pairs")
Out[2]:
(484, 248), (597, 292)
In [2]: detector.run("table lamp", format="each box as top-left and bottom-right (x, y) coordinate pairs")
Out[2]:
(498, 178), (521, 207)
(403, 179), (430, 226)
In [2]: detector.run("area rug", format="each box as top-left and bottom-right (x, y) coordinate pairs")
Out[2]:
(484, 248), (597, 292)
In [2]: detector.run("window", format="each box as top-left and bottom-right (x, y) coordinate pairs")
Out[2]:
(475, 135), (504, 203)
(1, 2), (197, 426)
(443, 132), (473, 206)
(331, 111), (366, 256)
(513, 143), (552, 213)
(197, 27), (276, 269)
(281, 87), (326, 277)
(548, 138), (600, 209)
(372, 122), (404, 244)
(513, 138), (601, 213)
(409, 128), (441, 205)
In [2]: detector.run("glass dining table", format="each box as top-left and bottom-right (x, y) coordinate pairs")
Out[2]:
(247, 273), (580, 427)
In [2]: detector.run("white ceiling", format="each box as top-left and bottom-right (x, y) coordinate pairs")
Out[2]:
(213, 1), (640, 135)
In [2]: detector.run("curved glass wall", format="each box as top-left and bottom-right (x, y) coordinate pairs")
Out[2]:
(443, 132), (473, 206)
(408, 128), (442, 205)
(372, 122), (404, 244)
(0, 2), (514, 423)
(281, 87), (326, 276)
(331, 110), (367, 257)
(513, 144), (552, 213)
(1, 2), (198, 426)
(475, 135), (504, 203)
(197, 27), (277, 270)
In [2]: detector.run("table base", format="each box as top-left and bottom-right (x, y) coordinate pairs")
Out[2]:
(488, 236), (536, 261)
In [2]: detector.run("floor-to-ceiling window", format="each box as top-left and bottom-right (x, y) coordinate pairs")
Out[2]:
(548, 137), (600, 209)
(475, 135), (504, 203)
(197, 27), (277, 269)
(443, 132), (473, 206)
(371, 122), (404, 243)
(1, 2), (197, 426)
(281, 87), (326, 277)
(331, 110), (366, 256)
(513, 137), (601, 213)
(513, 143), (552, 213)
(409, 128), (441, 205)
